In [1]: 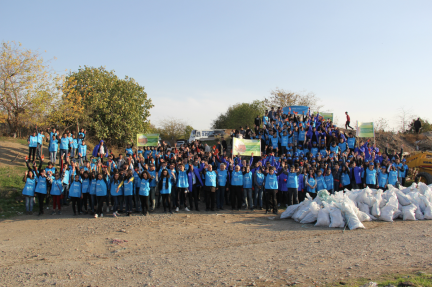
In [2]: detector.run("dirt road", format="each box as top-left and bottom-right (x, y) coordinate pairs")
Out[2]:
(1, 206), (432, 286)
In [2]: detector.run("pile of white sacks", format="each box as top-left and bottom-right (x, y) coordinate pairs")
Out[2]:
(281, 182), (432, 230)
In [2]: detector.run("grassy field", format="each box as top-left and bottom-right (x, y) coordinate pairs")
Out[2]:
(331, 271), (432, 286)
(0, 166), (31, 218)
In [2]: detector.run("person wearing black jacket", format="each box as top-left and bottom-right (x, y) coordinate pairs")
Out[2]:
(414, 118), (421, 134)
(254, 115), (262, 128)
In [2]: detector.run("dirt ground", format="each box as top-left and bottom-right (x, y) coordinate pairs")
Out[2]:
(1, 205), (432, 287)
(1, 138), (432, 286)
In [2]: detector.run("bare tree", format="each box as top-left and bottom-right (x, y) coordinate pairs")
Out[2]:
(394, 107), (414, 133)
(264, 88), (323, 111)
(156, 118), (189, 144)
(374, 117), (390, 132)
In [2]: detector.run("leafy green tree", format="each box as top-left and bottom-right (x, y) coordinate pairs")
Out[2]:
(54, 66), (153, 145)
(211, 100), (266, 129)
(183, 125), (194, 140)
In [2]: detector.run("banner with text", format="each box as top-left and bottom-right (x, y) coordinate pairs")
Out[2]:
(319, 112), (333, 121)
(136, 134), (159, 147)
(233, 138), (261, 156)
(356, 122), (375, 138)
(282, 106), (309, 115)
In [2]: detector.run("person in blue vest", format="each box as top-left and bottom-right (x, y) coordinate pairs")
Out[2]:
(31, 159), (50, 216)
(230, 165), (244, 211)
(70, 134), (78, 158)
(264, 166), (279, 214)
(400, 158), (408, 187)
(347, 132), (356, 152)
(388, 165), (399, 187)
(78, 140), (88, 166)
(341, 166), (351, 190)
(305, 170), (317, 199)
(139, 170), (154, 216)
(69, 174), (82, 215)
(216, 163), (229, 210)
(324, 168), (334, 194)
(59, 133), (71, 162)
(377, 166), (389, 190)
(202, 164), (217, 211)
(363, 162), (377, 188)
(253, 166), (265, 210)
(242, 165), (254, 210)
(50, 172), (63, 215)
(95, 172), (108, 218)
(110, 172), (123, 217)
(49, 135), (59, 165)
(176, 164), (190, 211)
(315, 169), (327, 191)
(27, 131), (38, 162)
(80, 171), (90, 214)
(22, 162), (37, 215)
(158, 169), (173, 214)
(36, 130), (45, 160)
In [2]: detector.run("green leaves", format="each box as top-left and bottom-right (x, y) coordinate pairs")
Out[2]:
(212, 100), (266, 129)
(64, 66), (153, 145)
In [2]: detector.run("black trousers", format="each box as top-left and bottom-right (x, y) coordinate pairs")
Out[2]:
(265, 189), (277, 212)
(29, 147), (36, 162)
(81, 193), (90, 211)
(71, 197), (81, 214)
(287, 188), (299, 206)
(162, 194), (171, 212)
(206, 186), (216, 210)
(178, 188), (188, 208)
(96, 196), (105, 216)
(36, 192), (45, 213)
(231, 185), (243, 210)
(139, 195), (149, 214)
(188, 185), (200, 210)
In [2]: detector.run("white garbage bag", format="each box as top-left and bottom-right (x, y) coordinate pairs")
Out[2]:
(419, 195), (432, 220)
(315, 203), (331, 227)
(337, 201), (365, 229)
(402, 203), (417, 221)
(395, 190), (412, 206)
(329, 207), (345, 228)
(300, 202), (321, 224)
(281, 203), (300, 219)
(379, 194), (398, 222)
(292, 199), (313, 222)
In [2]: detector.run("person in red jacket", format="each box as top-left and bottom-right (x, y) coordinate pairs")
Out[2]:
(345, 112), (354, 130)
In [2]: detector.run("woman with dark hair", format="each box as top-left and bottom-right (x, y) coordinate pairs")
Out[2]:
(139, 170), (154, 216)
(158, 169), (173, 214)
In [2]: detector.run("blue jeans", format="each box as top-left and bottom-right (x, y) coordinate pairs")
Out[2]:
(25, 196), (34, 212)
(62, 183), (69, 204)
(112, 196), (120, 213)
(90, 194), (97, 213)
(60, 149), (67, 161)
(254, 185), (263, 208)
(50, 151), (57, 165)
(216, 186), (226, 209)
(244, 188), (253, 209)
(125, 195), (133, 213)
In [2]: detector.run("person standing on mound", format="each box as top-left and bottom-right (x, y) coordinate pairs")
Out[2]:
(345, 112), (354, 130)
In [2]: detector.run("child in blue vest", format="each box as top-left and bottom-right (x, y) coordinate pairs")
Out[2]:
(28, 131), (38, 162)
(22, 164), (37, 214)
(158, 169), (173, 214)
(264, 166), (279, 214)
(69, 175), (82, 215)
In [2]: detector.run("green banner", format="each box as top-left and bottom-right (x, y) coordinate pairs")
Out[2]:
(356, 122), (374, 138)
(136, 134), (159, 147)
(320, 112), (333, 121)
(233, 138), (261, 156)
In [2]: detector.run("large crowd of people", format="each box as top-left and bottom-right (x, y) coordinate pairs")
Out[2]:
(22, 107), (409, 218)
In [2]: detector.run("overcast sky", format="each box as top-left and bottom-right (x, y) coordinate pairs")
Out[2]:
(2, 0), (431, 130)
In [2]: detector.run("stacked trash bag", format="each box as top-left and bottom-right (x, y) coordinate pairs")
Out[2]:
(281, 183), (432, 230)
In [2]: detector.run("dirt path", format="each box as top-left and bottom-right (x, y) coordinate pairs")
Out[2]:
(1, 205), (432, 286)
(0, 139), (51, 168)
